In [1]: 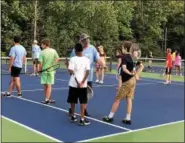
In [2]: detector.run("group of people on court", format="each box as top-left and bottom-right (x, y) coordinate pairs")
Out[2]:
(164, 48), (182, 84)
(3, 34), (144, 126)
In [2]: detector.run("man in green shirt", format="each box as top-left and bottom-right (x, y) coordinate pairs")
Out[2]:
(38, 39), (59, 104)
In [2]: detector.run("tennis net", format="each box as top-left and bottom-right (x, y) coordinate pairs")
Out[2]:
(1, 57), (112, 75)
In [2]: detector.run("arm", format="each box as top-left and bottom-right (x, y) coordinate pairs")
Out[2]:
(81, 70), (90, 85)
(8, 48), (15, 72)
(117, 58), (122, 69)
(122, 65), (134, 76)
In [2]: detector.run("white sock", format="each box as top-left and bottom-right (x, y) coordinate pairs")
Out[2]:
(108, 112), (114, 118)
(126, 114), (131, 120)
(7, 92), (10, 95)
(45, 98), (49, 101)
(81, 118), (84, 121)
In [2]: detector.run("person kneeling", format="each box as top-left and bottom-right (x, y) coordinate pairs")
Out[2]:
(67, 43), (91, 126)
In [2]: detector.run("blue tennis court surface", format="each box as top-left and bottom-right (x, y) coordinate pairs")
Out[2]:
(1, 72), (184, 142)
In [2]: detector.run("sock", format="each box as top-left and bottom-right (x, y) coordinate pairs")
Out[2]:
(7, 92), (10, 95)
(108, 112), (114, 119)
(45, 98), (49, 101)
(126, 114), (131, 120)
(81, 118), (84, 121)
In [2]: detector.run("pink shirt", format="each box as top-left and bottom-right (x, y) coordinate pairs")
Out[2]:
(174, 55), (181, 66)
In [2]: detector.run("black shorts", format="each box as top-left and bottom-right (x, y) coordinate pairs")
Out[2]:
(33, 59), (38, 64)
(87, 82), (92, 88)
(67, 86), (87, 104)
(11, 66), (22, 77)
(165, 67), (172, 74)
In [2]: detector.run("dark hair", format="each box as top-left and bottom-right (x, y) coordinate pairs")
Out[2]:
(176, 52), (179, 56)
(41, 39), (50, 46)
(123, 41), (132, 52)
(75, 43), (83, 52)
(14, 36), (21, 43)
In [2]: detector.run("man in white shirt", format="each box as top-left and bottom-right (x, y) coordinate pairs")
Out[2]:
(31, 40), (41, 76)
(67, 43), (91, 126)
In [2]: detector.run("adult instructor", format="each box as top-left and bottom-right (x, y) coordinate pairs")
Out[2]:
(69, 33), (102, 116)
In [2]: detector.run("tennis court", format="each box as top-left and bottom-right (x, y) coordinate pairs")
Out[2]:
(1, 59), (184, 142)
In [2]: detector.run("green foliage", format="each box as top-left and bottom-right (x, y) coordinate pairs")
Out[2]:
(1, 0), (184, 58)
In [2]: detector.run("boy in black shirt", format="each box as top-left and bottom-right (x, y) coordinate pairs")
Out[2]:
(103, 41), (144, 124)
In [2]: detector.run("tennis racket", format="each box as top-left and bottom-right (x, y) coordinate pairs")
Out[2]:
(72, 73), (93, 101)
(38, 64), (60, 73)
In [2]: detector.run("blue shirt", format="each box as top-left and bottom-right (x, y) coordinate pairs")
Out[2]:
(9, 45), (27, 68)
(70, 44), (99, 81)
(32, 45), (41, 59)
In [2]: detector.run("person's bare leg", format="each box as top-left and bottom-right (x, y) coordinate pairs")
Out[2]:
(80, 104), (85, 119)
(14, 77), (21, 94)
(96, 68), (100, 82)
(101, 68), (105, 82)
(8, 78), (15, 94)
(107, 99), (120, 118)
(125, 98), (132, 120)
(45, 84), (52, 100)
(71, 103), (75, 117)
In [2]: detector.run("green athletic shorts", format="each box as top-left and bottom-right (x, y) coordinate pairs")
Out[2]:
(41, 72), (55, 85)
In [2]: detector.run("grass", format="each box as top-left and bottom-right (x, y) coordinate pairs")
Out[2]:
(105, 69), (184, 82)
(90, 122), (184, 142)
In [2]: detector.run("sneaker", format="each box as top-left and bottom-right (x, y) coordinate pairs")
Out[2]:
(30, 73), (36, 76)
(41, 100), (50, 104)
(17, 93), (22, 98)
(5, 93), (12, 97)
(95, 79), (99, 83)
(69, 108), (72, 116)
(70, 116), (77, 123)
(103, 116), (113, 123)
(49, 99), (55, 103)
(85, 109), (90, 117)
(122, 118), (132, 125)
(99, 80), (103, 84)
(78, 119), (91, 126)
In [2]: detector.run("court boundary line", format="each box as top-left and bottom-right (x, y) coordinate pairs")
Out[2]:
(6, 82), (157, 93)
(1, 116), (63, 142)
(7, 95), (132, 131)
(78, 120), (184, 142)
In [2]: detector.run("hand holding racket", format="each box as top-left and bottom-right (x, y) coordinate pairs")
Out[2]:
(38, 64), (60, 73)
(72, 72), (93, 100)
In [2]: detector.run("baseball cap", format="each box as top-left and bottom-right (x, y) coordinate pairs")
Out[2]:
(79, 33), (90, 41)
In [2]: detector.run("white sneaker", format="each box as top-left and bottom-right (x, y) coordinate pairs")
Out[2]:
(99, 80), (103, 84)
(31, 73), (36, 76)
(95, 80), (99, 83)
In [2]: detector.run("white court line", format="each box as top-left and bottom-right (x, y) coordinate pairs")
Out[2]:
(78, 120), (184, 142)
(141, 78), (184, 86)
(7, 82), (157, 93)
(1, 116), (63, 142)
(56, 79), (68, 82)
(7, 95), (131, 131)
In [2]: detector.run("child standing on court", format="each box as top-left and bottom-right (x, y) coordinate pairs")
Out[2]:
(38, 39), (59, 104)
(174, 52), (182, 76)
(95, 45), (106, 84)
(67, 43), (91, 126)
(164, 48), (173, 84)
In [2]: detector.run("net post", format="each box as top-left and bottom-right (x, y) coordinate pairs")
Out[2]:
(109, 56), (112, 72)
(24, 58), (27, 73)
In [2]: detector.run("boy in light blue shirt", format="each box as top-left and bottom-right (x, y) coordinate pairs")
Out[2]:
(3, 36), (26, 97)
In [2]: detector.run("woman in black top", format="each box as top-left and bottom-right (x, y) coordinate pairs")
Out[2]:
(103, 41), (144, 125)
